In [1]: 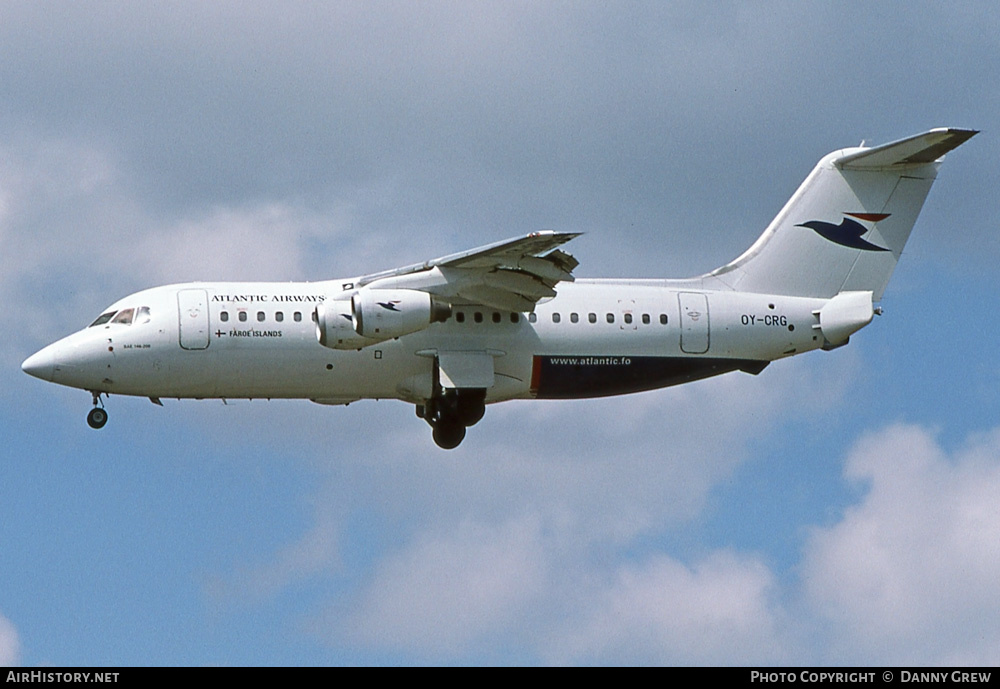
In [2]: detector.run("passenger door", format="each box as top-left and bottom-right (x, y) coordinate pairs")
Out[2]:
(177, 289), (210, 350)
(678, 292), (709, 354)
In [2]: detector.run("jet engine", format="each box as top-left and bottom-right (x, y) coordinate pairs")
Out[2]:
(316, 289), (452, 350)
(315, 296), (366, 349)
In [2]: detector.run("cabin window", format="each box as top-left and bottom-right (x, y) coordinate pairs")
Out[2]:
(570, 312), (579, 323)
(474, 312), (483, 323)
(606, 313), (614, 324)
(510, 313), (520, 323)
(311, 311), (318, 322)
(456, 312), (465, 323)
(660, 314), (668, 325)
(275, 311), (284, 322)
(624, 313), (633, 325)
(294, 312), (302, 322)
(642, 313), (650, 325)
(220, 311), (229, 322)
(239, 311), (248, 322)
(528, 313), (537, 323)
(257, 311), (265, 322)
(552, 313), (561, 323)
(492, 312), (501, 323)
(589, 313), (597, 323)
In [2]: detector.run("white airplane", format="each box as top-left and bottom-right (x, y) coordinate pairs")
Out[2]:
(23, 128), (976, 448)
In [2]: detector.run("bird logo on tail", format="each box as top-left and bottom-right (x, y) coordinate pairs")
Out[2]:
(796, 213), (891, 252)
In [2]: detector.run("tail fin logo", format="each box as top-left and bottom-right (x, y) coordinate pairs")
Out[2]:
(796, 213), (891, 252)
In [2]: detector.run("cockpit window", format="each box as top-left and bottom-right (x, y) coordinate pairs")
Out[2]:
(89, 311), (117, 327)
(90, 306), (151, 327)
(111, 308), (135, 325)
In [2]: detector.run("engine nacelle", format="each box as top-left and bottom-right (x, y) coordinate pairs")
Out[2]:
(315, 289), (451, 350)
(315, 296), (369, 350)
(353, 288), (452, 340)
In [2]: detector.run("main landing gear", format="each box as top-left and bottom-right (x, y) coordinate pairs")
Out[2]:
(87, 392), (108, 429)
(417, 388), (486, 450)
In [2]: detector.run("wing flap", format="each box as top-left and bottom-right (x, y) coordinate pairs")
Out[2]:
(455, 285), (538, 312)
(482, 270), (558, 300)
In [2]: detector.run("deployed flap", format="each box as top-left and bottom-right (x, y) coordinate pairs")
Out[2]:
(351, 231), (581, 312)
(836, 128), (978, 169)
(438, 351), (496, 389)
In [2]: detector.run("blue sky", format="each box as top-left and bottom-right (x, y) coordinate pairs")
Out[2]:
(2, 1), (998, 666)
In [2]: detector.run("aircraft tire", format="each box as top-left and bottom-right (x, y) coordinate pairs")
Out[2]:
(456, 402), (485, 427)
(432, 421), (465, 450)
(87, 407), (108, 429)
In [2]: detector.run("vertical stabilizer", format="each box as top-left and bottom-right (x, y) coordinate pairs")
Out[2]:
(708, 128), (977, 300)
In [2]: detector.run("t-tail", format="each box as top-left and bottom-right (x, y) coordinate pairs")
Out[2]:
(707, 128), (978, 301)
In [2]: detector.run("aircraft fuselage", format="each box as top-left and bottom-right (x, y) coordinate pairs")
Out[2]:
(24, 279), (832, 405)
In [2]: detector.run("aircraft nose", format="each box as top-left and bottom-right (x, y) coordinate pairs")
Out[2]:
(22, 347), (56, 382)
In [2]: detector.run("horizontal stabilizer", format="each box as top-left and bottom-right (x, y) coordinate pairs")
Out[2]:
(836, 128), (978, 169)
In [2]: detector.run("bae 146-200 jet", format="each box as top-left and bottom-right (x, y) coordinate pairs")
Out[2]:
(22, 128), (976, 448)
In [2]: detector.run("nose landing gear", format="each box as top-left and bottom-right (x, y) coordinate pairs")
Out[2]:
(87, 392), (108, 429)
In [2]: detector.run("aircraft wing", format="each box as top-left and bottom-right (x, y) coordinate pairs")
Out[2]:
(352, 231), (582, 312)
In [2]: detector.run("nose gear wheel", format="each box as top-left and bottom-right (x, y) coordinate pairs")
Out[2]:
(87, 392), (108, 429)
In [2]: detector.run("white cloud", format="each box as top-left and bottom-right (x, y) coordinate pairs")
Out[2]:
(135, 203), (331, 283)
(0, 135), (323, 287)
(0, 138), (124, 282)
(340, 517), (546, 656)
(802, 424), (1000, 665)
(546, 551), (794, 666)
(0, 613), (20, 667)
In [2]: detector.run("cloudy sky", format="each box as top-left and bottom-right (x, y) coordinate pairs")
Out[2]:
(2, 1), (998, 666)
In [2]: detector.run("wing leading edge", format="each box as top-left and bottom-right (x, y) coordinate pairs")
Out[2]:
(352, 231), (582, 312)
